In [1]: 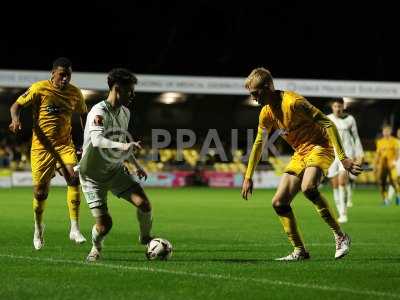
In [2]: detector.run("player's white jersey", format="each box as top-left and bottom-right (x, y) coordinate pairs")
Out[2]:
(79, 100), (130, 181)
(327, 113), (363, 159)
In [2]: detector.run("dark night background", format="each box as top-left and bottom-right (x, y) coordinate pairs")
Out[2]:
(0, 2), (396, 81)
(0, 1), (398, 152)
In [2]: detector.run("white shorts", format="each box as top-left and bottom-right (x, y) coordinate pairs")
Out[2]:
(327, 158), (345, 178)
(79, 167), (142, 216)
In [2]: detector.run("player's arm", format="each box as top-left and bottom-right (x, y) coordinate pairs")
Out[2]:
(127, 153), (148, 180)
(295, 98), (362, 175)
(242, 108), (270, 200)
(245, 127), (267, 179)
(89, 114), (139, 150)
(373, 140), (381, 167)
(295, 98), (346, 159)
(87, 107), (137, 150)
(9, 86), (38, 133)
(350, 116), (364, 162)
(9, 102), (23, 133)
(73, 89), (88, 156)
(242, 127), (266, 200)
(75, 90), (88, 131)
(75, 112), (88, 159)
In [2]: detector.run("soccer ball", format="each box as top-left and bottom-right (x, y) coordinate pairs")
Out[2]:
(146, 238), (173, 261)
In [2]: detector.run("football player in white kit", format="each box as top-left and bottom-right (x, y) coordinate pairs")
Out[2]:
(327, 99), (364, 223)
(78, 68), (153, 262)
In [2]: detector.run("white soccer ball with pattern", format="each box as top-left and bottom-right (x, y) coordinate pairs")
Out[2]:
(146, 238), (173, 261)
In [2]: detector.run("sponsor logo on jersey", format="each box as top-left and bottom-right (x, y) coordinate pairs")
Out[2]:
(46, 105), (61, 114)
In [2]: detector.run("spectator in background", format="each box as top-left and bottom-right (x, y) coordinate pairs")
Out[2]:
(374, 124), (400, 206)
(0, 144), (13, 167)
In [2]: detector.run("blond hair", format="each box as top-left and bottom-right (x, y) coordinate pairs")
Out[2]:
(245, 67), (273, 89)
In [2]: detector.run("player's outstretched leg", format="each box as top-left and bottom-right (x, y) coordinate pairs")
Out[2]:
(137, 208), (153, 245)
(302, 167), (350, 259)
(87, 213), (112, 262)
(129, 189), (153, 245)
(306, 190), (351, 259)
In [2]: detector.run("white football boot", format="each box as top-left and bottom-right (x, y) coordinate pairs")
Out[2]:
(69, 230), (87, 244)
(275, 249), (310, 261)
(86, 246), (101, 262)
(33, 224), (45, 250)
(335, 233), (351, 259)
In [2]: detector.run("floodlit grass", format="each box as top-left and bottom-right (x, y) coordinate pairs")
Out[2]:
(0, 186), (399, 299)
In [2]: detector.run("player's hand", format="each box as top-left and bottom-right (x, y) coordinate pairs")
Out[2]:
(341, 158), (362, 176)
(130, 140), (142, 150)
(9, 120), (22, 133)
(136, 168), (148, 181)
(241, 178), (253, 200)
(76, 148), (83, 160)
(122, 141), (142, 151)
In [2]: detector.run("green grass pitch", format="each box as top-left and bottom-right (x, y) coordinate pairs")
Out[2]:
(0, 186), (399, 300)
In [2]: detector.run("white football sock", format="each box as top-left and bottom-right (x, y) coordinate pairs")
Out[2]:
(34, 217), (42, 232)
(346, 183), (352, 204)
(338, 186), (347, 217)
(388, 185), (395, 201)
(70, 219), (80, 232)
(92, 225), (105, 249)
(333, 188), (340, 214)
(137, 209), (152, 238)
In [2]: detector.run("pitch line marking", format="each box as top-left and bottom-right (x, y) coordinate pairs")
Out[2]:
(0, 254), (399, 299)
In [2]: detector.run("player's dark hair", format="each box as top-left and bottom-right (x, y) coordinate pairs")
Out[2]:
(331, 98), (344, 105)
(52, 57), (72, 70)
(107, 68), (137, 90)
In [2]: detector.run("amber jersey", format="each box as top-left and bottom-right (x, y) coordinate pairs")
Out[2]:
(259, 91), (331, 155)
(16, 80), (86, 150)
(376, 136), (399, 165)
(245, 90), (345, 179)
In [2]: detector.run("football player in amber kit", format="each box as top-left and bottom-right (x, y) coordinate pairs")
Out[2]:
(242, 67), (361, 261)
(9, 57), (87, 249)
